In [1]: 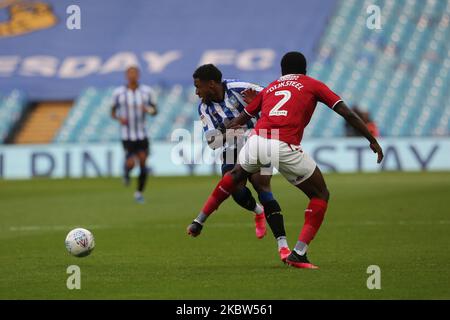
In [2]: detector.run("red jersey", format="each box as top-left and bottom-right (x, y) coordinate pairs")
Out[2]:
(244, 74), (342, 145)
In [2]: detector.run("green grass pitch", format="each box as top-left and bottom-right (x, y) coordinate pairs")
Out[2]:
(1, 172), (449, 299)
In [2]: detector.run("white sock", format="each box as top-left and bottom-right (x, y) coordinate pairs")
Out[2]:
(294, 241), (308, 256)
(194, 213), (208, 225)
(254, 203), (264, 215)
(277, 236), (288, 250)
(134, 191), (142, 198)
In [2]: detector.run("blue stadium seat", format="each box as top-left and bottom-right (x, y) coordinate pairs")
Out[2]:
(308, 0), (450, 137)
(0, 90), (27, 143)
(54, 85), (201, 143)
(54, 0), (449, 142)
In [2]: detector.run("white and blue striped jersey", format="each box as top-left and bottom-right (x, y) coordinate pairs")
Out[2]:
(198, 79), (263, 150)
(112, 85), (156, 141)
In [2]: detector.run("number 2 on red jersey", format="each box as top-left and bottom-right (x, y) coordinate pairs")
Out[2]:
(268, 90), (291, 117)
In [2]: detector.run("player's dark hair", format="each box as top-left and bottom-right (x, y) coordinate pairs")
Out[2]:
(193, 64), (222, 83)
(281, 51), (307, 75)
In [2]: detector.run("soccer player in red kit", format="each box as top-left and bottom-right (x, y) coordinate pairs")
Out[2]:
(187, 52), (384, 269)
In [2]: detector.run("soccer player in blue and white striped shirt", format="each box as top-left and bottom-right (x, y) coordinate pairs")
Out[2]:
(190, 65), (290, 260)
(111, 66), (157, 203)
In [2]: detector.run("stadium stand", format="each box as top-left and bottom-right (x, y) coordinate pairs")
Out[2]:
(0, 90), (27, 143)
(54, 85), (200, 143)
(14, 101), (72, 144)
(52, 0), (449, 143)
(3, 0), (448, 144)
(306, 0), (450, 138)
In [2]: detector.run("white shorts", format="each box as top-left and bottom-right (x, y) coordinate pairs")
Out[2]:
(238, 134), (317, 185)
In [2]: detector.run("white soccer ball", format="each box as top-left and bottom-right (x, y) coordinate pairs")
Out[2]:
(65, 228), (95, 257)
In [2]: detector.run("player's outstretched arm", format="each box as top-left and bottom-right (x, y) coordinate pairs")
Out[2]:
(334, 102), (384, 163)
(205, 119), (246, 150)
(226, 111), (252, 129)
(241, 88), (259, 104)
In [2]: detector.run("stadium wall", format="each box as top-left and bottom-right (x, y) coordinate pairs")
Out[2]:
(0, 138), (449, 179)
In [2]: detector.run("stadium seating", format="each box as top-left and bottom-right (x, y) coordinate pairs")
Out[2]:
(32, 0), (439, 142)
(0, 90), (27, 143)
(306, 0), (450, 138)
(54, 86), (200, 143)
(14, 101), (72, 144)
(1, 0), (448, 143)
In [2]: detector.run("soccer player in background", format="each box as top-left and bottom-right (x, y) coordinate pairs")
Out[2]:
(188, 52), (384, 268)
(111, 66), (158, 203)
(191, 64), (292, 261)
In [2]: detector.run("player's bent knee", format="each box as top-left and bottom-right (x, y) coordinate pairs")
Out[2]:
(325, 189), (330, 202)
(321, 188), (330, 202)
(249, 176), (271, 195)
(311, 187), (329, 202)
(126, 159), (135, 168)
(230, 166), (248, 184)
(255, 185), (271, 194)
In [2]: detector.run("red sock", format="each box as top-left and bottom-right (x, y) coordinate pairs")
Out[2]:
(298, 198), (328, 244)
(201, 173), (236, 215)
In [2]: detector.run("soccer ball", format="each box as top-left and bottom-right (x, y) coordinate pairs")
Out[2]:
(65, 228), (95, 257)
